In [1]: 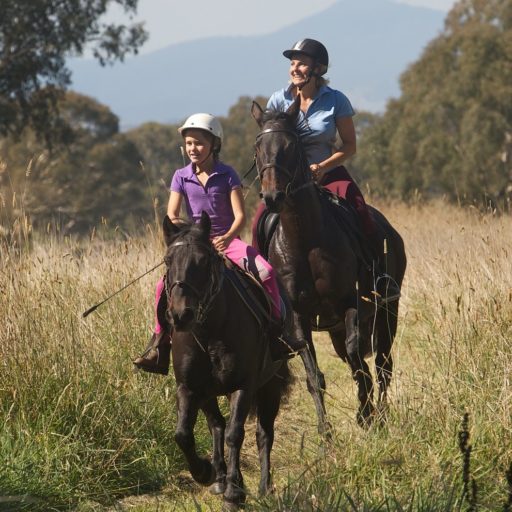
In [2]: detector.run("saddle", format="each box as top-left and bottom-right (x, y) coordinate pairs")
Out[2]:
(222, 255), (290, 333)
(256, 209), (280, 260)
(256, 188), (374, 269)
(317, 187), (374, 269)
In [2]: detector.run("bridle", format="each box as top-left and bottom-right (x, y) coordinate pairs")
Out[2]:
(165, 239), (225, 326)
(255, 126), (311, 194)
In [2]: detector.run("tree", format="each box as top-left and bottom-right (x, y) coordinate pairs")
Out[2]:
(0, 0), (147, 148)
(0, 92), (151, 234)
(124, 122), (184, 218)
(221, 95), (268, 215)
(354, 0), (512, 203)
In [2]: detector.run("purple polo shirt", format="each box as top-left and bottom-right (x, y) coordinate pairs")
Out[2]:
(170, 161), (242, 237)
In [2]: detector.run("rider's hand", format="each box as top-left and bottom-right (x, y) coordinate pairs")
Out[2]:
(310, 163), (327, 183)
(212, 234), (232, 252)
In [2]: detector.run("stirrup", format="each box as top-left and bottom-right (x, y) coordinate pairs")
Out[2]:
(374, 274), (401, 306)
(132, 332), (171, 376)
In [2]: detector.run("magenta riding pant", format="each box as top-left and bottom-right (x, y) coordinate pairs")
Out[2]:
(153, 237), (280, 334)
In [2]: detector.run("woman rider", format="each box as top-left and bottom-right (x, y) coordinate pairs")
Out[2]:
(252, 38), (400, 302)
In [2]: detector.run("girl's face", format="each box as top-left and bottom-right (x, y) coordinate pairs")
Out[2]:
(289, 54), (315, 87)
(184, 129), (214, 166)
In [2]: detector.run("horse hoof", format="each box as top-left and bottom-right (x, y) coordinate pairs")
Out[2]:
(209, 481), (226, 495)
(222, 500), (241, 511)
(193, 460), (215, 486)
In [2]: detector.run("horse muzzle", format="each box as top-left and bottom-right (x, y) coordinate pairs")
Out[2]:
(170, 306), (196, 332)
(262, 190), (286, 213)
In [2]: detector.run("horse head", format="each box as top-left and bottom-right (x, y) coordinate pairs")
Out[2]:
(251, 97), (310, 212)
(162, 212), (222, 331)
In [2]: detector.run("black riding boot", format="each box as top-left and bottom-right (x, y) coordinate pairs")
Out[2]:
(133, 331), (171, 375)
(268, 318), (306, 361)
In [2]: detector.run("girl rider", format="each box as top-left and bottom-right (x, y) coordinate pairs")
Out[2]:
(133, 113), (305, 374)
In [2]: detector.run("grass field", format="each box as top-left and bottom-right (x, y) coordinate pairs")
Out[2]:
(1, 200), (511, 511)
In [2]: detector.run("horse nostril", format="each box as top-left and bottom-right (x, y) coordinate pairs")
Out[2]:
(181, 307), (195, 324)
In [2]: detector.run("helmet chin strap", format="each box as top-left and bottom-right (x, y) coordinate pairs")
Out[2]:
(297, 62), (319, 91)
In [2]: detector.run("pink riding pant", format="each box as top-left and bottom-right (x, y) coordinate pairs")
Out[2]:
(153, 238), (280, 333)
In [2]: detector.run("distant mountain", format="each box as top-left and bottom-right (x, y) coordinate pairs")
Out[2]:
(68, 0), (446, 128)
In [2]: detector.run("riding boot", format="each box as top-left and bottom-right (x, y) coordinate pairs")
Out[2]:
(133, 330), (171, 375)
(268, 317), (306, 361)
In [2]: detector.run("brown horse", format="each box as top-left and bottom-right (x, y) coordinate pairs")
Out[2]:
(162, 212), (291, 510)
(251, 100), (406, 431)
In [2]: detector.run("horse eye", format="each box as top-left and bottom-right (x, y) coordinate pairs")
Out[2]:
(164, 256), (172, 266)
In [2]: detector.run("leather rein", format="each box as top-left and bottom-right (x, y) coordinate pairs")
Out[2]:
(165, 239), (224, 326)
(255, 126), (312, 195)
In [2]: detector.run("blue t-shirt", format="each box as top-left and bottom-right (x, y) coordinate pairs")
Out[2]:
(267, 85), (355, 165)
(170, 161), (241, 238)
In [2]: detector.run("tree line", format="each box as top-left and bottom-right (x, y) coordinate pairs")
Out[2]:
(1, 0), (511, 237)
(352, 0), (512, 205)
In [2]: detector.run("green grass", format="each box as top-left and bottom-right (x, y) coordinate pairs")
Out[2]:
(1, 201), (512, 511)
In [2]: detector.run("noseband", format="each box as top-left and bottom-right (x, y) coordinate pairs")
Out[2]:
(165, 239), (224, 326)
(255, 126), (309, 194)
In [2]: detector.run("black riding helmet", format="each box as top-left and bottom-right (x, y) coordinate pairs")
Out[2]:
(283, 38), (329, 75)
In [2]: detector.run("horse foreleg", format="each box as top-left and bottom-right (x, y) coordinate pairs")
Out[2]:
(255, 374), (282, 496)
(297, 314), (330, 437)
(223, 389), (251, 509)
(345, 308), (375, 427)
(201, 398), (227, 495)
(174, 384), (214, 485)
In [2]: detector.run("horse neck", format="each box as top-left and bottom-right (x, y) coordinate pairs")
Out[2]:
(280, 184), (323, 246)
(198, 269), (228, 333)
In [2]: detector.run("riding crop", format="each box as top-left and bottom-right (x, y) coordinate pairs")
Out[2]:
(82, 261), (164, 318)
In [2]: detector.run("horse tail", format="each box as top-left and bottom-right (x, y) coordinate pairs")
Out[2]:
(275, 361), (294, 405)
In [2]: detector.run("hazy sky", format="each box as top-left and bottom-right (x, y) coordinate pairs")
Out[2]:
(114, 0), (458, 54)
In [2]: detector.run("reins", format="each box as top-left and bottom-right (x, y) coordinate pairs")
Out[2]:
(165, 239), (225, 327)
(254, 126), (310, 196)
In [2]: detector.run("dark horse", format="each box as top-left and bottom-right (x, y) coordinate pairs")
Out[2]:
(162, 212), (290, 510)
(251, 100), (406, 431)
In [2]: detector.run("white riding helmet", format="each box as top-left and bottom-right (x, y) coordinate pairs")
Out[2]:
(178, 113), (223, 141)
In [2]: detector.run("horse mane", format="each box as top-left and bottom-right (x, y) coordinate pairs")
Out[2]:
(261, 109), (292, 125)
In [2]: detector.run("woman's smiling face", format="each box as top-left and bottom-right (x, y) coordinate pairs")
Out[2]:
(288, 53), (315, 87)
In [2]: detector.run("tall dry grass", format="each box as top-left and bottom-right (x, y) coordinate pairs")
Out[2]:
(1, 200), (511, 511)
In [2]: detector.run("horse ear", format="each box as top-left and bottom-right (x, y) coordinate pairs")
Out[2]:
(199, 211), (211, 239)
(286, 95), (301, 122)
(163, 215), (180, 246)
(251, 101), (264, 127)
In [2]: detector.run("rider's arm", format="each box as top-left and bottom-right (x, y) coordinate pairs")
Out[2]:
(225, 187), (246, 240)
(311, 116), (357, 180)
(211, 187), (246, 251)
(167, 191), (184, 224)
